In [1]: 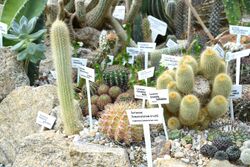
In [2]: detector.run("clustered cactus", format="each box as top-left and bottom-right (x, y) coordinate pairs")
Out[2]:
(156, 47), (232, 129)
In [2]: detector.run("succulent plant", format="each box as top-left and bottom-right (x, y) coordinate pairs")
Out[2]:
(116, 92), (134, 103)
(97, 84), (109, 95)
(167, 116), (181, 130)
(165, 0), (177, 19)
(91, 95), (99, 105)
(226, 145), (241, 161)
(207, 95), (228, 120)
(179, 55), (198, 74)
(212, 137), (233, 151)
(141, 17), (152, 42)
(174, 0), (186, 39)
(200, 144), (218, 157)
(214, 151), (229, 160)
(156, 73), (173, 89)
(208, 0), (223, 37)
(167, 81), (177, 92)
(212, 73), (232, 98)
(96, 94), (112, 110)
(108, 86), (122, 99)
(240, 149), (250, 165)
(166, 91), (182, 114)
(98, 102), (143, 145)
(176, 64), (194, 94)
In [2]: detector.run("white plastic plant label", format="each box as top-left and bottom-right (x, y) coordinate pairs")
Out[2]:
(229, 25), (250, 36)
(126, 47), (139, 64)
(213, 44), (225, 59)
(161, 54), (181, 69)
(36, 111), (56, 129)
(147, 89), (169, 105)
(166, 39), (178, 48)
(134, 85), (155, 99)
(138, 42), (156, 53)
(226, 49), (250, 61)
(126, 108), (164, 125)
(112, 6), (126, 20)
(148, 15), (167, 42)
(71, 58), (87, 68)
(79, 66), (95, 82)
(107, 55), (114, 65)
(138, 67), (155, 80)
(229, 85), (242, 99)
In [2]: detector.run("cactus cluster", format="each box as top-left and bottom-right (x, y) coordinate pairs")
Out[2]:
(98, 102), (143, 145)
(156, 47), (232, 129)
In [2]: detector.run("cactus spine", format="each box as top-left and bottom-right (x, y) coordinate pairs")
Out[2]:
(50, 20), (82, 135)
(207, 95), (228, 119)
(212, 73), (232, 98)
(176, 64), (194, 94)
(166, 91), (182, 114)
(179, 95), (200, 126)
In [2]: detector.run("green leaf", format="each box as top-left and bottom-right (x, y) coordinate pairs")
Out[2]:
(26, 17), (38, 34)
(28, 29), (46, 40)
(0, 0), (29, 27)
(26, 43), (36, 55)
(3, 33), (19, 41)
(35, 43), (46, 52)
(11, 40), (25, 51)
(17, 50), (27, 61)
(10, 21), (20, 35)
(19, 16), (28, 26)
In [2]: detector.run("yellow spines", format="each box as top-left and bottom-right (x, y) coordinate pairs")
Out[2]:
(212, 73), (232, 98)
(200, 47), (220, 80)
(166, 91), (182, 114)
(179, 95), (200, 126)
(207, 95), (228, 119)
(156, 72), (174, 89)
(167, 117), (181, 130)
(176, 64), (194, 94)
(180, 55), (198, 74)
(167, 81), (177, 92)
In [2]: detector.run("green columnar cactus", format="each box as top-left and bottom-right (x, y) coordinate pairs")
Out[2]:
(179, 95), (200, 126)
(50, 20), (82, 135)
(222, 0), (241, 25)
(176, 64), (194, 94)
(167, 116), (181, 130)
(207, 95), (228, 120)
(200, 48), (220, 80)
(174, 0), (185, 39)
(212, 73), (232, 98)
(156, 73), (174, 89)
(165, 0), (177, 19)
(209, 0), (223, 37)
(142, 17), (152, 42)
(218, 60), (226, 73)
(180, 55), (198, 74)
(166, 91), (182, 114)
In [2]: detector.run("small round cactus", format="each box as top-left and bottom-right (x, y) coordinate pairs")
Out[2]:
(108, 86), (122, 99)
(207, 95), (228, 120)
(212, 73), (232, 98)
(179, 95), (200, 126)
(180, 55), (198, 74)
(167, 117), (181, 130)
(166, 91), (182, 114)
(91, 95), (99, 105)
(156, 73), (173, 89)
(98, 84), (109, 95)
(214, 151), (229, 160)
(176, 64), (194, 94)
(97, 94), (112, 110)
(167, 81), (177, 92)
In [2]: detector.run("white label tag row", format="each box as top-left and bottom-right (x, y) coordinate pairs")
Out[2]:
(138, 67), (155, 80)
(36, 111), (56, 129)
(112, 6), (126, 20)
(229, 25), (250, 36)
(107, 55), (114, 65)
(138, 42), (156, 53)
(148, 15), (167, 42)
(147, 89), (169, 105)
(160, 54), (181, 69)
(126, 47), (140, 65)
(229, 85), (242, 99)
(226, 49), (250, 61)
(134, 85), (155, 99)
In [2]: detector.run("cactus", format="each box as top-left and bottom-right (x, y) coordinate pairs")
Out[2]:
(167, 116), (181, 130)
(108, 86), (122, 99)
(174, 0), (186, 39)
(96, 94), (112, 110)
(98, 102), (143, 145)
(222, 0), (241, 25)
(103, 65), (130, 91)
(156, 73), (174, 89)
(218, 60), (226, 73)
(212, 73), (232, 98)
(165, 0), (177, 19)
(179, 95), (200, 126)
(50, 20), (82, 135)
(167, 81), (177, 92)
(163, 69), (176, 80)
(180, 55), (198, 74)
(209, 0), (223, 37)
(97, 84), (110, 95)
(207, 95), (228, 120)
(91, 95), (99, 105)
(200, 48), (220, 80)
(166, 91), (182, 114)
(116, 92), (134, 103)
(142, 17), (152, 42)
(132, 15), (144, 43)
(176, 64), (194, 94)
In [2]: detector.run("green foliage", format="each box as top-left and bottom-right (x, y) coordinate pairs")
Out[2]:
(1, 0), (47, 28)
(3, 16), (46, 73)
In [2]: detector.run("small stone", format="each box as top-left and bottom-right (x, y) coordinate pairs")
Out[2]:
(185, 144), (192, 149)
(174, 152), (184, 158)
(130, 152), (135, 160)
(164, 155), (171, 160)
(181, 158), (190, 163)
(99, 140), (105, 145)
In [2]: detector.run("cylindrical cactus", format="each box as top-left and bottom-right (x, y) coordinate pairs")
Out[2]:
(176, 64), (194, 94)
(218, 60), (227, 73)
(50, 20), (82, 135)
(167, 116), (181, 130)
(156, 72), (174, 89)
(166, 91), (182, 114)
(142, 17), (152, 42)
(212, 73), (232, 98)
(207, 95), (228, 120)
(180, 55), (198, 74)
(179, 95), (200, 126)
(200, 48), (220, 80)
(167, 81), (177, 92)
(165, 0), (177, 19)
(98, 102), (143, 145)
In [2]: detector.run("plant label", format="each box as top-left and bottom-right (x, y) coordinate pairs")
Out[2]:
(36, 111), (56, 129)
(107, 55), (114, 65)
(0, 22), (7, 48)
(126, 108), (163, 125)
(229, 85), (242, 99)
(134, 85), (155, 99)
(138, 42), (156, 53)
(161, 54), (181, 69)
(50, 70), (57, 79)
(226, 49), (250, 61)
(147, 89), (169, 105)
(213, 44), (225, 59)
(148, 15), (167, 42)
(126, 47), (139, 64)
(112, 6), (126, 20)
(138, 67), (155, 80)
(79, 66), (95, 82)
(166, 39), (178, 48)
(229, 25), (250, 36)
(71, 58), (87, 68)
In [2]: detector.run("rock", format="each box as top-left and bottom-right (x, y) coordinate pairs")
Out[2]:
(155, 158), (195, 167)
(13, 131), (131, 167)
(0, 48), (29, 101)
(174, 152), (185, 158)
(39, 45), (54, 75)
(0, 85), (59, 164)
(206, 159), (236, 167)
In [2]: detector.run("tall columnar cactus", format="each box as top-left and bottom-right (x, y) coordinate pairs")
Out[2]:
(142, 17), (152, 42)
(174, 0), (186, 39)
(156, 73), (174, 89)
(209, 0), (223, 37)
(222, 0), (241, 25)
(179, 95), (200, 126)
(207, 95), (228, 120)
(212, 73), (232, 98)
(165, 0), (177, 19)
(176, 64), (194, 94)
(50, 20), (82, 135)
(200, 48), (220, 80)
